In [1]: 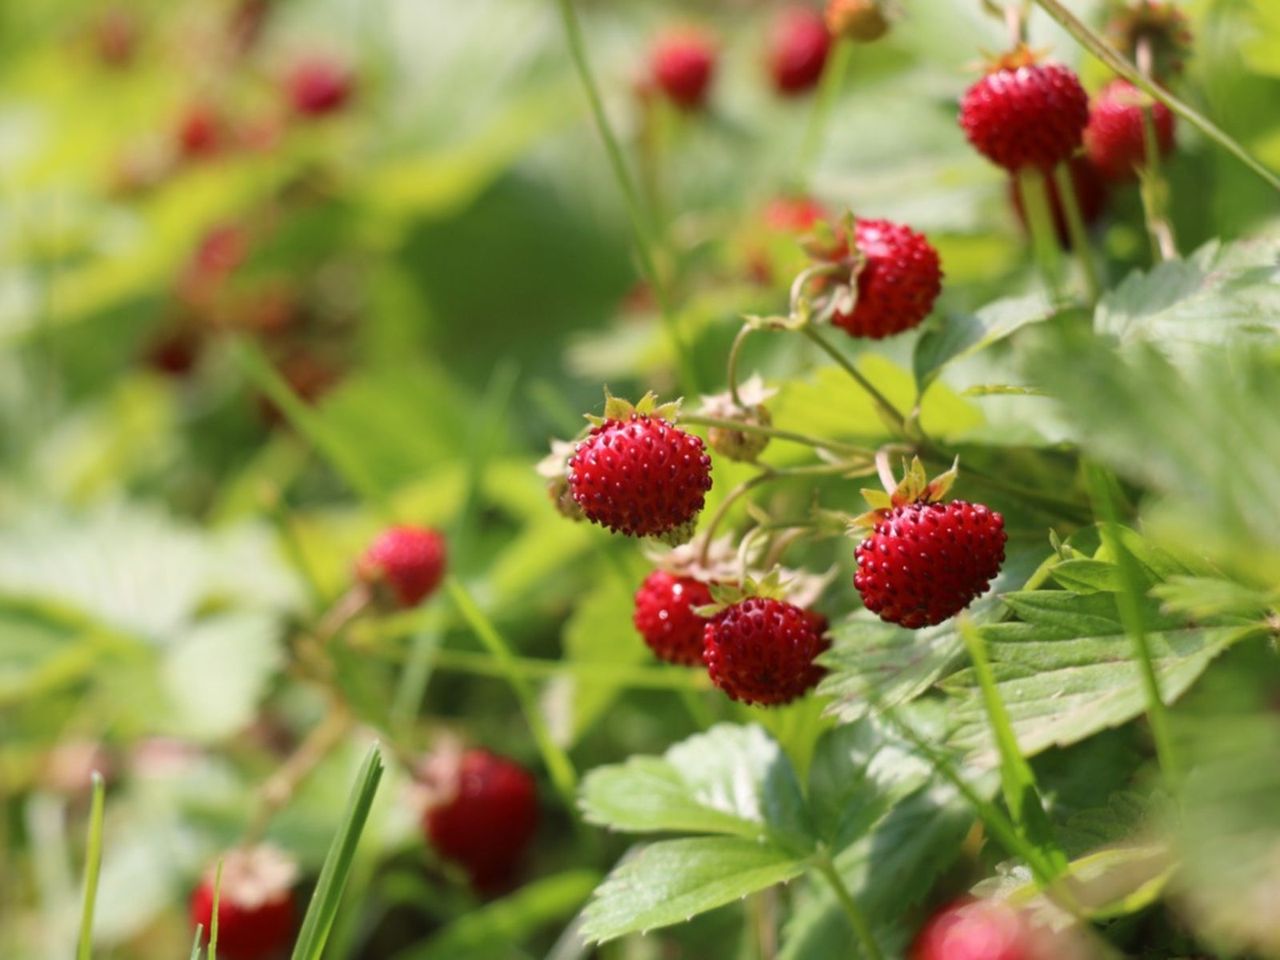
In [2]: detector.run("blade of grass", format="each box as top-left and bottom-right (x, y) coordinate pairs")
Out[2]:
(189, 924), (205, 960)
(959, 616), (1067, 876)
(1015, 168), (1065, 304)
(290, 743), (386, 960)
(1085, 467), (1181, 786)
(209, 858), (224, 960)
(75, 771), (105, 960)
(445, 576), (578, 803)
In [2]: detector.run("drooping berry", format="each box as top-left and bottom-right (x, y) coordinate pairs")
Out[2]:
(911, 899), (1033, 960)
(286, 57), (355, 117)
(357, 525), (447, 607)
(703, 597), (829, 706)
(1083, 79), (1175, 182)
(422, 748), (538, 894)
(567, 412), (712, 543)
(764, 195), (830, 234)
(190, 846), (297, 960)
(768, 7), (831, 97)
(634, 570), (714, 666)
(651, 29), (717, 110)
(826, 0), (890, 42)
(1008, 155), (1108, 247)
(855, 499), (1006, 628)
(959, 52), (1089, 172)
(176, 102), (226, 160)
(830, 218), (943, 339)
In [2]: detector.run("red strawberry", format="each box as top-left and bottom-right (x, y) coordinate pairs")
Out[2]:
(826, 0), (890, 42)
(422, 749), (538, 893)
(176, 103), (226, 160)
(286, 57), (354, 117)
(634, 570), (714, 666)
(190, 846), (297, 960)
(911, 899), (1032, 960)
(1083, 79), (1175, 182)
(959, 51), (1089, 172)
(1008, 155), (1108, 247)
(768, 7), (831, 96)
(92, 7), (139, 67)
(703, 597), (829, 706)
(651, 30), (717, 110)
(830, 218), (943, 339)
(357, 525), (447, 607)
(567, 399), (712, 544)
(855, 499), (1005, 628)
(1106, 1), (1193, 81)
(764, 195), (829, 233)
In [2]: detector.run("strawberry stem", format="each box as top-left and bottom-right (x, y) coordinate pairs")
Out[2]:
(796, 39), (853, 188)
(725, 324), (754, 408)
(1015, 168), (1065, 304)
(800, 326), (908, 434)
(814, 851), (885, 960)
(1136, 38), (1179, 264)
(1052, 162), (1103, 303)
(683, 413), (871, 456)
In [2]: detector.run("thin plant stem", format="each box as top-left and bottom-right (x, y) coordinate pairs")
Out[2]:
(797, 40), (852, 188)
(248, 706), (354, 843)
(209, 859), (224, 960)
(800, 326), (908, 434)
(814, 852), (883, 960)
(384, 646), (714, 691)
(1029, 0), (1280, 193)
(726, 324), (754, 407)
(1015, 168), (1065, 304)
(700, 474), (774, 566)
(554, 0), (698, 392)
(75, 772), (106, 960)
(1052, 163), (1103, 303)
(682, 414), (871, 456)
(1136, 39), (1178, 263)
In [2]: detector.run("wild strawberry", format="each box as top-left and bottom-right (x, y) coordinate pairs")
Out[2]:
(959, 49), (1089, 172)
(764, 195), (829, 233)
(357, 525), (447, 608)
(911, 899), (1033, 960)
(286, 57), (354, 117)
(703, 596), (829, 706)
(176, 103), (226, 160)
(699, 376), (777, 463)
(634, 570), (714, 666)
(768, 7), (831, 96)
(824, 218), (943, 339)
(567, 393), (712, 544)
(257, 352), (342, 425)
(853, 460), (1005, 628)
(651, 29), (717, 110)
(1106, 1), (1193, 81)
(826, 0), (890, 42)
(144, 325), (201, 376)
(421, 748), (538, 893)
(190, 845), (297, 960)
(1083, 79), (1175, 182)
(1008, 155), (1108, 247)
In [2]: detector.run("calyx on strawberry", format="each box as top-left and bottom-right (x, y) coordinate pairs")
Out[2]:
(768, 7), (831, 97)
(420, 746), (538, 894)
(566, 391), (713, 545)
(826, 0), (891, 42)
(190, 845), (297, 960)
(959, 46), (1089, 172)
(698, 376), (778, 463)
(650, 29), (717, 110)
(699, 571), (830, 706)
(853, 458), (1005, 628)
(1084, 78), (1176, 182)
(801, 213), (943, 339)
(1106, 0), (1193, 81)
(357, 524), (447, 608)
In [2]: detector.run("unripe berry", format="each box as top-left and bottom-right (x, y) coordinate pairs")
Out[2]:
(651, 30), (717, 110)
(357, 525), (447, 608)
(768, 7), (831, 97)
(826, 0), (890, 42)
(190, 846), (297, 960)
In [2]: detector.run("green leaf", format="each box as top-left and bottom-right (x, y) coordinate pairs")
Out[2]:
(1151, 576), (1277, 622)
(579, 724), (811, 850)
(579, 838), (806, 944)
(290, 743), (385, 960)
(1050, 559), (1122, 594)
(913, 293), (1060, 392)
(942, 590), (1258, 763)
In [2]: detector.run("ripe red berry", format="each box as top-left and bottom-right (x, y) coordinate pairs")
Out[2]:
(651, 30), (717, 110)
(702, 597), (829, 706)
(422, 749), (538, 893)
(176, 103), (225, 160)
(764, 195), (829, 233)
(634, 570), (714, 666)
(831, 218), (943, 339)
(912, 899), (1032, 960)
(567, 414), (712, 543)
(1008, 155), (1108, 247)
(959, 57), (1089, 172)
(1083, 79), (1175, 182)
(357, 525), (447, 607)
(190, 846), (297, 960)
(768, 7), (831, 96)
(855, 500), (1005, 628)
(287, 57), (354, 117)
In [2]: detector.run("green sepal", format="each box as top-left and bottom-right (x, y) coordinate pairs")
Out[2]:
(850, 456), (961, 530)
(696, 569), (793, 618)
(587, 388), (684, 426)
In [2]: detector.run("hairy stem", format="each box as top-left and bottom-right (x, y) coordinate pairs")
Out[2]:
(683, 414), (871, 456)
(726, 324), (754, 408)
(1015, 168), (1064, 304)
(800, 326), (908, 434)
(814, 853), (884, 960)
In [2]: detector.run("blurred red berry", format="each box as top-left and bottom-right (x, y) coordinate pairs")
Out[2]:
(1084, 79), (1176, 182)
(1008, 155), (1108, 247)
(176, 103), (226, 160)
(829, 218), (943, 339)
(764, 195), (829, 233)
(634, 570), (714, 666)
(144, 326), (202, 376)
(703, 597), (829, 706)
(286, 57), (355, 117)
(422, 749), (538, 894)
(959, 54), (1089, 172)
(912, 899), (1034, 960)
(768, 7), (831, 96)
(357, 524), (447, 608)
(92, 7), (139, 67)
(190, 846), (297, 960)
(651, 30), (717, 110)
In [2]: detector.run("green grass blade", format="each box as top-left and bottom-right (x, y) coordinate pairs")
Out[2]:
(75, 771), (106, 960)
(209, 858), (224, 960)
(959, 617), (1067, 877)
(445, 576), (578, 803)
(290, 743), (386, 960)
(189, 924), (204, 960)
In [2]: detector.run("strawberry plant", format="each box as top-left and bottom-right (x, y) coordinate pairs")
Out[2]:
(3, 0), (1280, 958)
